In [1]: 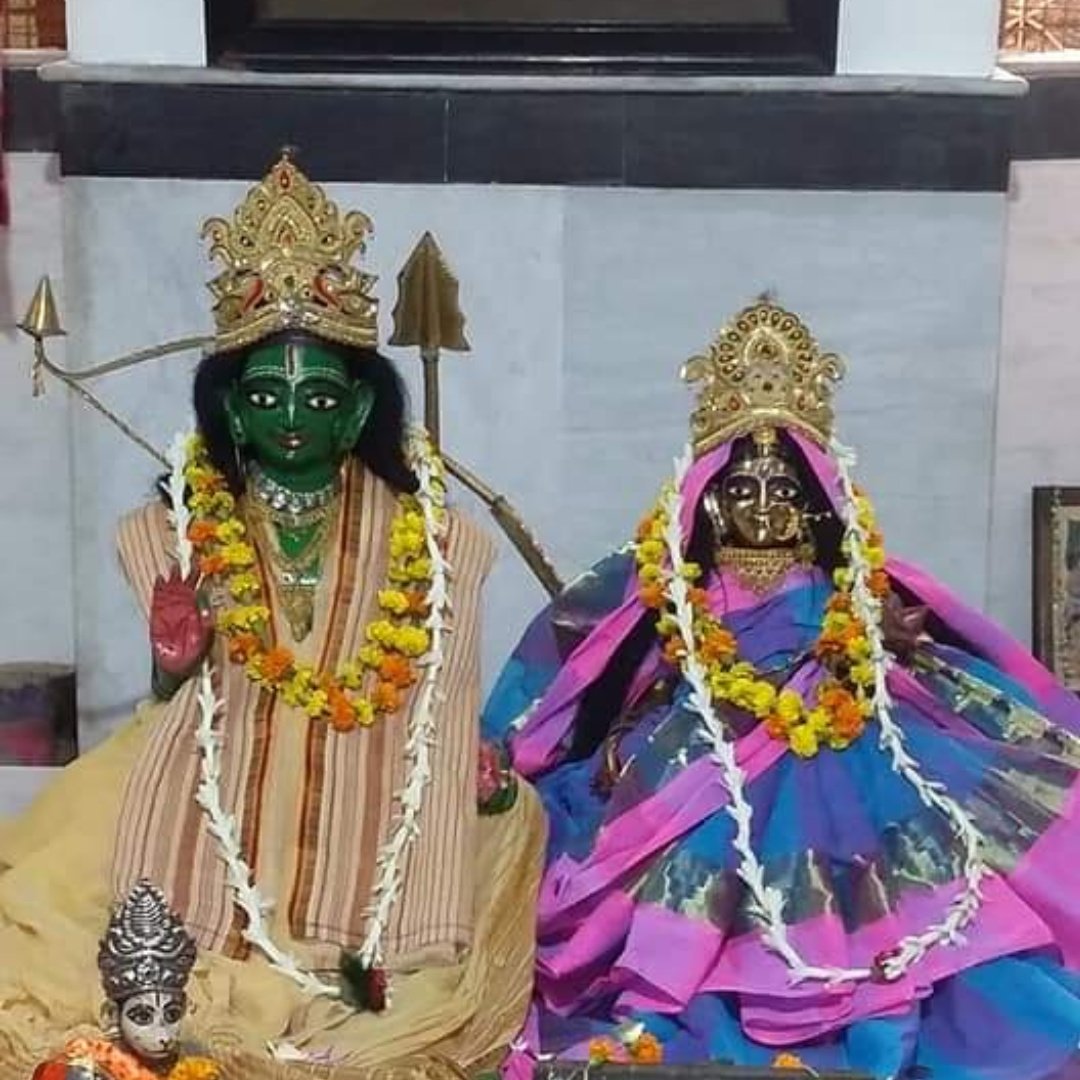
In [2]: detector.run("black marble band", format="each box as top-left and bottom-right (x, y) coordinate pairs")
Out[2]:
(3, 69), (1032, 192)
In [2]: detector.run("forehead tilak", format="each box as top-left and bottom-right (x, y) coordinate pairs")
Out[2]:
(241, 342), (352, 388)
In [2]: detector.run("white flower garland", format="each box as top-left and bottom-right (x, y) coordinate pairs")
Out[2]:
(659, 437), (989, 986)
(165, 429), (451, 1000)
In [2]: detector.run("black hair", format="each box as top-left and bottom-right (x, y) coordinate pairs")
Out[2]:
(191, 330), (418, 495)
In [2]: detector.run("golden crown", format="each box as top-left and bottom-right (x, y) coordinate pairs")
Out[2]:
(201, 153), (379, 355)
(681, 300), (845, 455)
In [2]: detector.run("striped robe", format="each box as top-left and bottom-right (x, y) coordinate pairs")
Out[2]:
(110, 463), (494, 973)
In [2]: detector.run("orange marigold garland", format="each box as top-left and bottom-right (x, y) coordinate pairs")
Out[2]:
(183, 435), (444, 732)
(634, 481), (890, 759)
(61, 1037), (220, 1080)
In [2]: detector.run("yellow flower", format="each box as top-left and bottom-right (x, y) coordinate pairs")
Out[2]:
(215, 518), (246, 543)
(749, 681), (777, 717)
(866, 546), (886, 570)
(394, 627), (431, 658)
(210, 491), (236, 515)
(337, 662), (364, 689)
(823, 611), (851, 634)
(378, 589), (410, 616)
(637, 540), (664, 564)
(832, 567), (854, 590)
(849, 660), (876, 687)
(354, 698), (376, 726)
(220, 541), (255, 569)
(681, 562), (702, 582)
(806, 707), (832, 735)
(788, 724), (820, 758)
(358, 644), (386, 668)
(228, 571), (261, 600)
(304, 690), (330, 718)
(776, 689), (803, 723)
(846, 636), (872, 663)
(366, 620), (397, 646)
(639, 564), (663, 584)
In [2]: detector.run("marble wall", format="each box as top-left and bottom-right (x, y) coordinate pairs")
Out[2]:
(989, 160), (1080, 644)
(58, 176), (1008, 744)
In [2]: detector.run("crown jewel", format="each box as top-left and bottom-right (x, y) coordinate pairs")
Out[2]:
(98, 880), (197, 1002)
(201, 153), (378, 355)
(682, 301), (845, 454)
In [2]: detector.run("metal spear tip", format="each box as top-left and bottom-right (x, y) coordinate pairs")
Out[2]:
(17, 275), (66, 341)
(389, 231), (470, 355)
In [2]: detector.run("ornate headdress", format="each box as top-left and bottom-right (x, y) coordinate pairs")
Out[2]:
(98, 880), (197, 1002)
(201, 152), (379, 355)
(682, 300), (845, 455)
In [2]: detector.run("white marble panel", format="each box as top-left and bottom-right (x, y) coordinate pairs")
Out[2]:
(0, 154), (74, 669)
(561, 188), (1007, 606)
(989, 161), (1080, 646)
(63, 178), (1009, 746)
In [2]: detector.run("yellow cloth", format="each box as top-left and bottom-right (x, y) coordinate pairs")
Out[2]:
(0, 705), (545, 1080)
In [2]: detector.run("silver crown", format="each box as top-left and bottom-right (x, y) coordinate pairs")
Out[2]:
(97, 880), (197, 1002)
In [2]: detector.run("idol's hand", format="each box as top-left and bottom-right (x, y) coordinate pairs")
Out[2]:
(150, 568), (214, 678)
(881, 593), (930, 661)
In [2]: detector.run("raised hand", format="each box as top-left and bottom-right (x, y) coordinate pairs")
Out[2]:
(150, 568), (214, 678)
(881, 593), (930, 661)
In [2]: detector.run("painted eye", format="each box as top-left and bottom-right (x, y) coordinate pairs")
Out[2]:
(245, 389), (278, 409)
(306, 393), (340, 412)
(163, 1002), (185, 1024)
(770, 481), (800, 502)
(724, 479), (755, 500)
(124, 1005), (154, 1026)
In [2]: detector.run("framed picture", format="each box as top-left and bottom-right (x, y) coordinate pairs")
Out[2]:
(205, 0), (840, 74)
(1032, 486), (1080, 689)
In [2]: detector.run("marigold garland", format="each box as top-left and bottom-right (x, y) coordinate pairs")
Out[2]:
(183, 435), (444, 733)
(62, 1036), (220, 1080)
(634, 484), (890, 758)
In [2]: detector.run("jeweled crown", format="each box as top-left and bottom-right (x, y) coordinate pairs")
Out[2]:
(201, 152), (379, 355)
(98, 880), (197, 1002)
(681, 301), (845, 455)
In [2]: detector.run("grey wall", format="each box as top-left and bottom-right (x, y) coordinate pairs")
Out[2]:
(57, 176), (1008, 743)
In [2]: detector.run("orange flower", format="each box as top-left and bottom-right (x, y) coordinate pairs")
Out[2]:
(630, 1033), (664, 1065)
(227, 632), (261, 663)
(687, 586), (710, 609)
(764, 714), (791, 739)
(587, 1037), (620, 1065)
(372, 681), (403, 713)
(772, 1052), (806, 1070)
(379, 653), (416, 690)
(187, 520), (219, 546)
(259, 646), (294, 682)
(662, 637), (686, 665)
(869, 569), (890, 598)
(328, 688), (357, 732)
(199, 553), (227, 576)
(700, 627), (737, 663)
(640, 582), (665, 609)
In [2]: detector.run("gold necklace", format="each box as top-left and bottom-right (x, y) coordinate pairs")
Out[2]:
(714, 544), (805, 595)
(247, 495), (340, 641)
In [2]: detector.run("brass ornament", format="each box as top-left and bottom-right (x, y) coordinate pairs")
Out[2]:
(682, 301), (845, 456)
(202, 151), (379, 355)
(714, 544), (809, 596)
(18, 275), (65, 341)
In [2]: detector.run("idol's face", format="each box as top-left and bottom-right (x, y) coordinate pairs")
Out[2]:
(717, 453), (805, 548)
(118, 989), (186, 1064)
(225, 339), (374, 487)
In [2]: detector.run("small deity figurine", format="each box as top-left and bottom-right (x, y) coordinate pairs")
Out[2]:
(485, 301), (1080, 1080)
(0, 154), (544, 1077)
(32, 880), (218, 1080)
